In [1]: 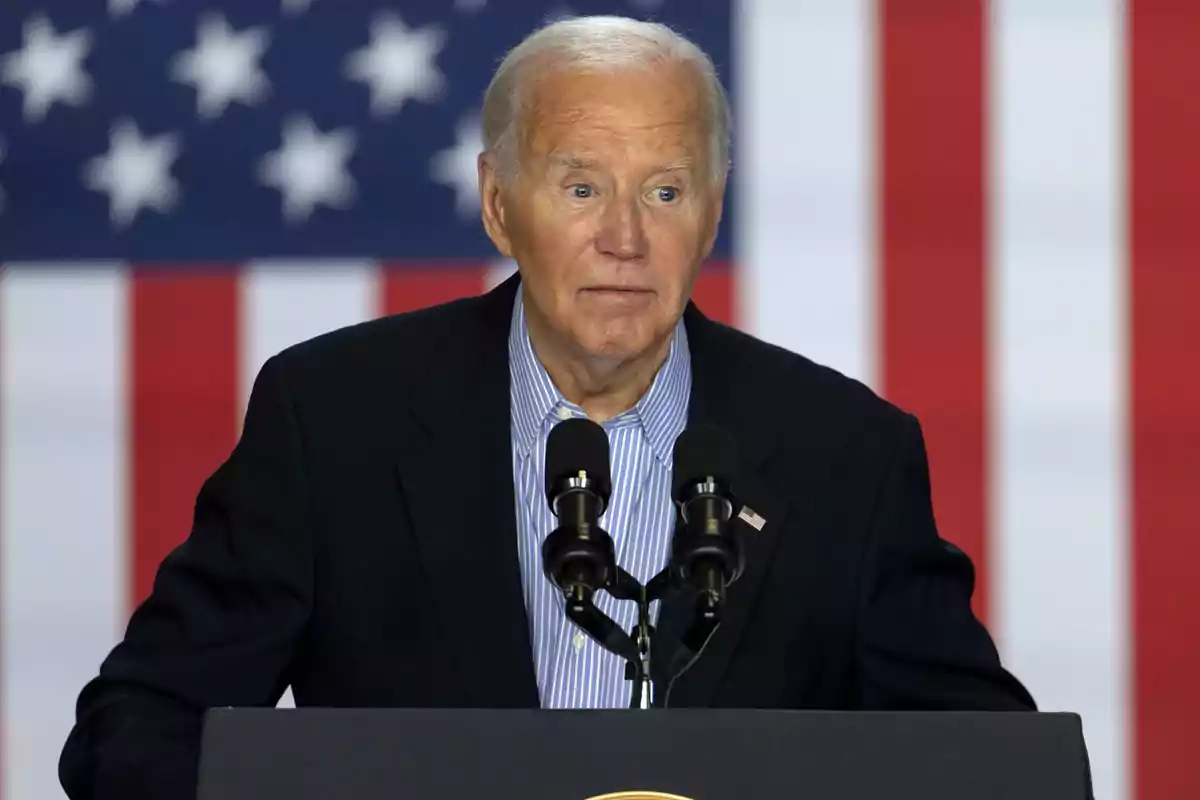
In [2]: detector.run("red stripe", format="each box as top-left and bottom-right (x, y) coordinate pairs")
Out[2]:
(879, 0), (990, 621)
(691, 261), (735, 327)
(130, 268), (240, 611)
(380, 262), (490, 316)
(1130, 2), (1200, 797)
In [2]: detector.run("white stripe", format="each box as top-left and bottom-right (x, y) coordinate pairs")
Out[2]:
(240, 259), (377, 709)
(737, 0), (875, 386)
(485, 258), (518, 292)
(989, 4), (1127, 800)
(240, 259), (379, 411)
(1, 265), (128, 800)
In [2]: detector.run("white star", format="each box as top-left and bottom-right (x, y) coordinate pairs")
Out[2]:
(258, 115), (356, 224)
(170, 13), (270, 120)
(281, 0), (315, 14)
(344, 12), (446, 116)
(431, 115), (483, 221)
(0, 15), (92, 124)
(109, 0), (164, 17)
(455, 0), (487, 11)
(83, 119), (181, 229)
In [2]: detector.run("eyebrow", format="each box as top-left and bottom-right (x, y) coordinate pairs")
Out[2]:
(549, 154), (599, 171)
(547, 154), (695, 173)
(651, 158), (694, 173)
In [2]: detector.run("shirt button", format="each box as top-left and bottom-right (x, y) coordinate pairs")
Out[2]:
(556, 406), (573, 420)
(573, 630), (587, 651)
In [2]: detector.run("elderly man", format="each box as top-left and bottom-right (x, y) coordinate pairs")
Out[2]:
(59, 14), (1034, 800)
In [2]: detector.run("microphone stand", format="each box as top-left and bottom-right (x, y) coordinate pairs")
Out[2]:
(551, 557), (729, 710)
(611, 568), (656, 709)
(624, 570), (671, 709)
(630, 564), (725, 709)
(577, 564), (726, 710)
(634, 583), (652, 709)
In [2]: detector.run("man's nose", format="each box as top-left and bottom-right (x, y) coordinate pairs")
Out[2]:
(595, 196), (648, 260)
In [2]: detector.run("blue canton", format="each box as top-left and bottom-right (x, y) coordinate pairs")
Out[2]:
(0, 2), (734, 263)
(508, 286), (691, 709)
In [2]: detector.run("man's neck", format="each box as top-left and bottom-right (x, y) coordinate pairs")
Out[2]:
(525, 311), (673, 424)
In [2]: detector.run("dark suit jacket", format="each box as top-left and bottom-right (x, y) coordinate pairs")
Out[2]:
(59, 274), (1035, 799)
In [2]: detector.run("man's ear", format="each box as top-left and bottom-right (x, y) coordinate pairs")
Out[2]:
(701, 171), (728, 258)
(478, 152), (513, 258)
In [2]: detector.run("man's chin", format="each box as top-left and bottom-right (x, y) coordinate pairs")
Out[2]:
(571, 328), (661, 365)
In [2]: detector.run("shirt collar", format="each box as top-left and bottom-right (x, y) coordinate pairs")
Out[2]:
(508, 287), (691, 466)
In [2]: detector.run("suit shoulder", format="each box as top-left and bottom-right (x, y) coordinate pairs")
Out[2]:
(272, 292), (477, 374)
(255, 292), (485, 396)
(710, 320), (913, 433)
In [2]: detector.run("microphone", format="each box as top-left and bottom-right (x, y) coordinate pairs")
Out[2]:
(541, 417), (617, 614)
(670, 424), (745, 621)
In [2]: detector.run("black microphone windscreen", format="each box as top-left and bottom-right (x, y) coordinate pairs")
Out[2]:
(545, 417), (611, 499)
(672, 424), (739, 497)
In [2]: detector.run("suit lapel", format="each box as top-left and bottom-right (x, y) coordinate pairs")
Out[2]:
(653, 304), (790, 707)
(393, 275), (540, 708)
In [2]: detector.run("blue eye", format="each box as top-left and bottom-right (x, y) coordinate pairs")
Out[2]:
(656, 186), (679, 202)
(570, 184), (593, 198)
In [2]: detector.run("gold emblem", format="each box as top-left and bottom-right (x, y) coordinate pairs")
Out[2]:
(584, 793), (694, 800)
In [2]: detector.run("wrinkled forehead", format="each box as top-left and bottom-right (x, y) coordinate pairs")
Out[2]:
(518, 62), (711, 170)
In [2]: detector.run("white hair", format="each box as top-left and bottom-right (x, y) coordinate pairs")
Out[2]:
(480, 15), (732, 185)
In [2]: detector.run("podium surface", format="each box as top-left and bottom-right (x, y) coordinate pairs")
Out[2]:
(198, 707), (1090, 800)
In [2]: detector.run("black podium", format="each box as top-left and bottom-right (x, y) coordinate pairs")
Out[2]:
(197, 707), (1092, 800)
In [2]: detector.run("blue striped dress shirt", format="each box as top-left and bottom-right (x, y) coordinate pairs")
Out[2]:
(508, 288), (691, 709)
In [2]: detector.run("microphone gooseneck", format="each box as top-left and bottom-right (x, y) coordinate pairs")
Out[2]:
(541, 418), (644, 689)
(659, 423), (749, 708)
(541, 417), (617, 611)
(670, 424), (745, 621)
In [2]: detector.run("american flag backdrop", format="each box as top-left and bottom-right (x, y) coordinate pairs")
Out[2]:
(0, 0), (1197, 798)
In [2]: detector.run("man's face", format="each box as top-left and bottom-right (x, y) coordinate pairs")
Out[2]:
(481, 61), (725, 366)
